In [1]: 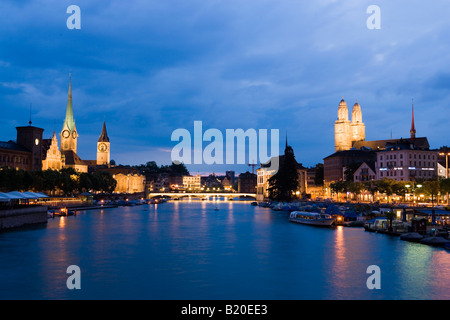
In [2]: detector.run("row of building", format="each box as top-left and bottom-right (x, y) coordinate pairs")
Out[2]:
(2, 84), (447, 200)
(0, 77), (260, 196)
(146, 171), (257, 194)
(255, 98), (449, 202)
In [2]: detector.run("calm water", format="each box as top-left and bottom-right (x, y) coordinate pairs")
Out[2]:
(0, 201), (449, 300)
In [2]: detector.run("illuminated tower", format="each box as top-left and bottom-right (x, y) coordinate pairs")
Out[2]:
(97, 121), (110, 166)
(351, 100), (365, 143)
(334, 98), (352, 151)
(60, 75), (78, 153)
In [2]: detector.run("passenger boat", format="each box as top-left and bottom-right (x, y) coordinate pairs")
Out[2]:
(289, 211), (335, 227)
(53, 207), (75, 217)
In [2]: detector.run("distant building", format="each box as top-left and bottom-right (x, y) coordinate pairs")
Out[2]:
(203, 173), (222, 189)
(375, 141), (438, 181)
(42, 133), (63, 170)
(306, 167), (325, 199)
(238, 171), (257, 193)
(169, 176), (183, 190)
(102, 167), (145, 194)
(353, 161), (376, 182)
(225, 170), (235, 185)
(324, 149), (377, 183)
(221, 176), (233, 191)
(183, 174), (201, 191)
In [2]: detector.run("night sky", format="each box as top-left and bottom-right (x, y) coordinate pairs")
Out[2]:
(1, 0), (449, 175)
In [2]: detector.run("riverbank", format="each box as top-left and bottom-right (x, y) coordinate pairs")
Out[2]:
(0, 205), (48, 231)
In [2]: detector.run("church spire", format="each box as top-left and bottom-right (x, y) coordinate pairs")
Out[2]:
(98, 121), (110, 142)
(63, 74), (75, 132)
(410, 99), (416, 140)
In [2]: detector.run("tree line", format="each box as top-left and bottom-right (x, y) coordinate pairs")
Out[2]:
(329, 178), (450, 204)
(0, 168), (117, 196)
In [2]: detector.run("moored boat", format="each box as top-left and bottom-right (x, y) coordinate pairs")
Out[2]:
(53, 207), (75, 217)
(289, 211), (335, 227)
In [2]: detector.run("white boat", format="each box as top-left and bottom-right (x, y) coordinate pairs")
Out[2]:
(289, 211), (335, 227)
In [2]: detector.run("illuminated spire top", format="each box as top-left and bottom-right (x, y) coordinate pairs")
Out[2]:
(410, 99), (416, 139)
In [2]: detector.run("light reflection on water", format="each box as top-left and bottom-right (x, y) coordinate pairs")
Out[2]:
(0, 201), (448, 300)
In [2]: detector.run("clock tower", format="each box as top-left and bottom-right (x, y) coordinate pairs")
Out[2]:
(60, 75), (78, 153)
(97, 121), (110, 166)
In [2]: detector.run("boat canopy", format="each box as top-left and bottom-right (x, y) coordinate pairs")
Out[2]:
(291, 211), (321, 217)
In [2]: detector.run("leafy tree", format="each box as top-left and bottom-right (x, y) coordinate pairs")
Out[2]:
(92, 171), (117, 193)
(58, 168), (78, 196)
(421, 180), (440, 207)
(375, 178), (396, 203)
(348, 181), (365, 201)
(329, 180), (346, 201)
(42, 169), (61, 194)
(78, 172), (93, 193)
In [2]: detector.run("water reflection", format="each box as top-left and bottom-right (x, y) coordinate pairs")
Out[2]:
(1, 202), (449, 299)
(330, 226), (349, 295)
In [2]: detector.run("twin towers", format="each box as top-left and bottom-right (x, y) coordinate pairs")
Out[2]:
(334, 97), (366, 152)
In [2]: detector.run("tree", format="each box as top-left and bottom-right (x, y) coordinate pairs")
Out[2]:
(375, 178), (396, 203)
(42, 169), (61, 195)
(78, 172), (93, 193)
(329, 180), (346, 201)
(92, 171), (117, 193)
(348, 181), (365, 201)
(440, 178), (450, 205)
(167, 162), (189, 176)
(58, 168), (78, 196)
(268, 145), (299, 202)
(422, 180), (440, 207)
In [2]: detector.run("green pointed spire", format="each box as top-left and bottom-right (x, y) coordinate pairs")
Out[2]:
(63, 74), (75, 132)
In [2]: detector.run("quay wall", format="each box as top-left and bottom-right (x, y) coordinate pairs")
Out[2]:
(0, 206), (48, 230)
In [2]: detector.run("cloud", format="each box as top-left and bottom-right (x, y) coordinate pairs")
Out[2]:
(0, 0), (449, 172)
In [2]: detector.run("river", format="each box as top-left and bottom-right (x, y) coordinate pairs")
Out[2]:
(0, 201), (448, 300)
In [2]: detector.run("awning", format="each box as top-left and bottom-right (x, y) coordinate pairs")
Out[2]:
(0, 192), (11, 202)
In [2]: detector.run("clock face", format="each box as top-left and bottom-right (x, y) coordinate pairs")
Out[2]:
(72, 131), (77, 138)
(98, 143), (107, 152)
(62, 130), (70, 138)
(35, 138), (39, 146)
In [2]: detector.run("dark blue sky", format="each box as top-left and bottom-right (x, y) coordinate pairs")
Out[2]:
(1, 0), (449, 175)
